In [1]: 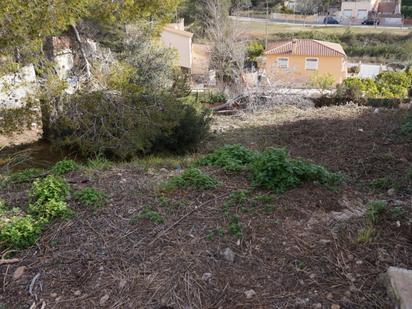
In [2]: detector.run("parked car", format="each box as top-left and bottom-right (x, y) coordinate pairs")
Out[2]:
(323, 16), (339, 24)
(362, 18), (380, 25)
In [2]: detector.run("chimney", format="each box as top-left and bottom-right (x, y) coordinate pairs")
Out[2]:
(292, 39), (298, 54)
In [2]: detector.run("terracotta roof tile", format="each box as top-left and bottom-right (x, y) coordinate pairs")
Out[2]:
(264, 39), (346, 57)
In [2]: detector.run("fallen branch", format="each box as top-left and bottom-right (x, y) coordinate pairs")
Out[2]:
(0, 258), (20, 265)
(71, 23), (91, 80)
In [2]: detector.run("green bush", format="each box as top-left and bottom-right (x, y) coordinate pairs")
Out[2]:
(0, 215), (43, 249)
(197, 144), (257, 171)
(136, 207), (164, 224)
(30, 175), (69, 205)
(51, 159), (79, 175)
(250, 148), (341, 193)
(366, 200), (388, 223)
(167, 167), (219, 190)
(74, 187), (106, 208)
(28, 199), (71, 221)
(49, 91), (210, 159)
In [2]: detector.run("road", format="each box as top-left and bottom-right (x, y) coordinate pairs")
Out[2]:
(231, 16), (412, 30)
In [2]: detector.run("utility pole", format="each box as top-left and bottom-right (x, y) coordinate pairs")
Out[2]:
(265, 0), (269, 49)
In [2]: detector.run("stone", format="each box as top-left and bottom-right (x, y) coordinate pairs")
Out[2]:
(100, 294), (110, 306)
(387, 188), (396, 196)
(326, 293), (333, 300)
(386, 267), (412, 309)
(119, 279), (127, 289)
(331, 305), (340, 309)
(313, 303), (322, 309)
(244, 289), (256, 299)
(50, 293), (58, 298)
(202, 273), (212, 281)
(221, 248), (235, 263)
(74, 290), (82, 296)
(12, 266), (26, 280)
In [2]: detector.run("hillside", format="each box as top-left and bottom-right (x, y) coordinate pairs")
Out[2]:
(1, 105), (411, 308)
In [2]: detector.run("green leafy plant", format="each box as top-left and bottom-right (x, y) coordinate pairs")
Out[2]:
(197, 144), (257, 172)
(251, 148), (342, 193)
(0, 215), (44, 249)
(28, 199), (72, 221)
(74, 187), (106, 208)
(207, 227), (225, 240)
(136, 207), (164, 224)
(366, 200), (388, 223)
(223, 190), (249, 214)
(51, 160), (79, 175)
(166, 167), (219, 190)
(30, 175), (69, 206)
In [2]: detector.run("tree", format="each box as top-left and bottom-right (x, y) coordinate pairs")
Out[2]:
(310, 73), (335, 96)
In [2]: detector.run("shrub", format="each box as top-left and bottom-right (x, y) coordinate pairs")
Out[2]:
(74, 187), (106, 208)
(167, 167), (219, 190)
(357, 225), (375, 244)
(51, 160), (79, 175)
(0, 215), (43, 249)
(49, 91), (210, 159)
(30, 175), (69, 205)
(366, 200), (387, 223)
(28, 199), (71, 221)
(197, 144), (257, 171)
(136, 207), (164, 224)
(251, 148), (341, 193)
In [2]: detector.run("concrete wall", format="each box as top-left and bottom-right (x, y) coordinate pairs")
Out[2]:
(160, 29), (192, 69)
(265, 54), (347, 86)
(340, 0), (377, 22)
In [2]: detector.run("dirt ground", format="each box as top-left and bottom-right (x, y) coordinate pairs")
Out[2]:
(1, 105), (411, 308)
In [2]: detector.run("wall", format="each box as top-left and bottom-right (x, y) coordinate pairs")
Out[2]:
(160, 29), (192, 69)
(265, 54), (347, 86)
(340, 0), (377, 22)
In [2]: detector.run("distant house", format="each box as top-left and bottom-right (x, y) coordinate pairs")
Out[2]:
(339, 0), (402, 25)
(160, 19), (193, 70)
(264, 39), (347, 86)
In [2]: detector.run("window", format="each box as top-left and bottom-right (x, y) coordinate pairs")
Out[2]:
(305, 58), (319, 70)
(277, 57), (289, 68)
(343, 9), (352, 18)
(357, 9), (367, 18)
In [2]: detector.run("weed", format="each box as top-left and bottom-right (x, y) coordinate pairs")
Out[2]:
(30, 175), (70, 206)
(74, 187), (106, 208)
(136, 207), (164, 224)
(366, 200), (388, 223)
(390, 206), (406, 219)
(207, 227), (225, 240)
(197, 144), (257, 172)
(166, 168), (219, 190)
(158, 195), (170, 207)
(0, 215), (43, 249)
(407, 167), (412, 180)
(357, 225), (376, 244)
(28, 199), (72, 221)
(382, 152), (395, 160)
(294, 260), (306, 271)
(5, 168), (44, 184)
(223, 190), (249, 213)
(255, 194), (273, 203)
(86, 156), (112, 170)
(369, 177), (395, 190)
(51, 160), (79, 175)
(251, 148), (342, 193)
(264, 204), (276, 213)
(228, 215), (242, 237)
(0, 199), (6, 214)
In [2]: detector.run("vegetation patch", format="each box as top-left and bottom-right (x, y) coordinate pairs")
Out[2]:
(74, 187), (106, 208)
(197, 144), (257, 171)
(51, 159), (79, 175)
(166, 167), (219, 190)
(0, 215), (44, 249)
(250, 148), (342, 193)
(369, 177), (396, 190)
(135, 207), (164, 224)
(30, 175), (70, 206)
(2, 168), (44, 186)
(366, 200), (388, 224)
